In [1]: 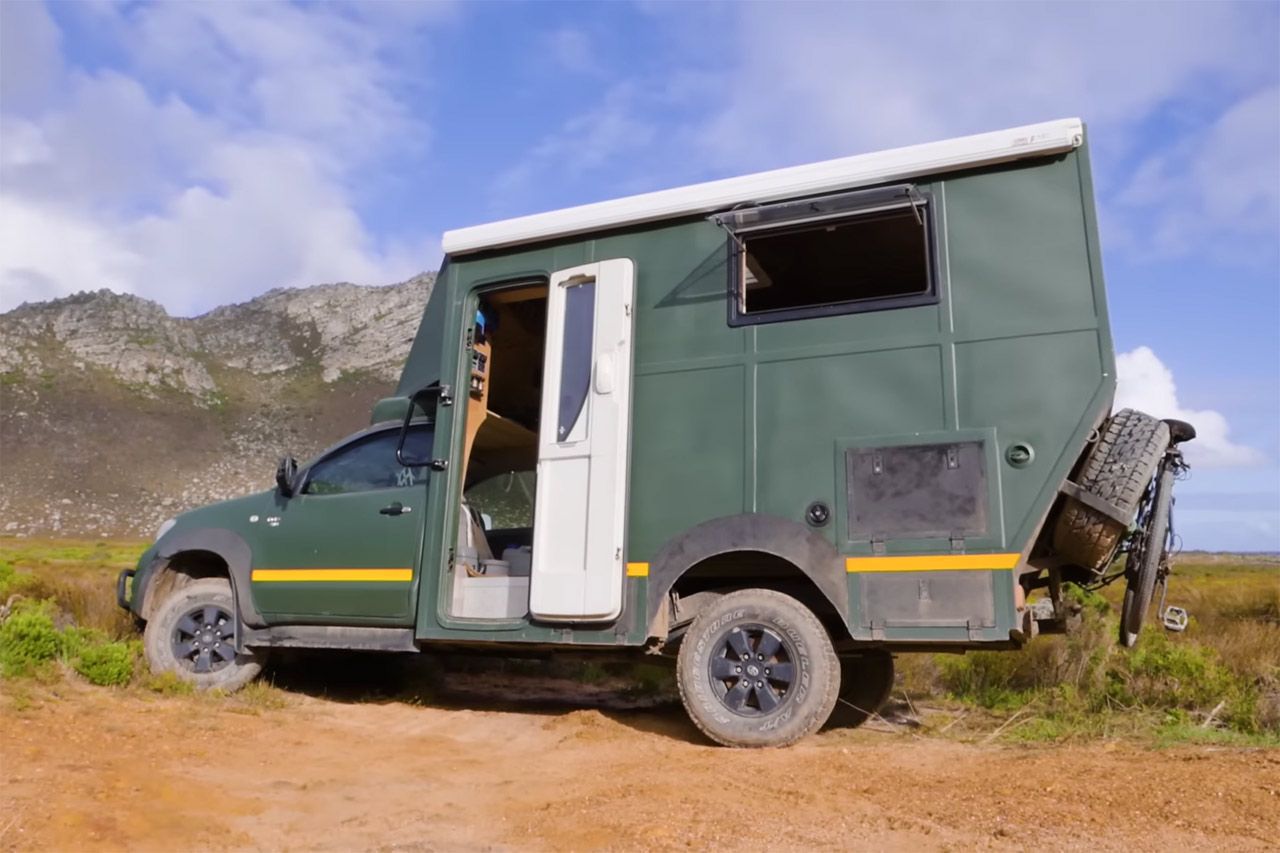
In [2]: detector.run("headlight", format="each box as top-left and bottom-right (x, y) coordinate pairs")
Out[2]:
(155, 518), (177, 542)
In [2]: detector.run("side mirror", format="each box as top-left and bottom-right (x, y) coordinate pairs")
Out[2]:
(275, 456), (298, 497)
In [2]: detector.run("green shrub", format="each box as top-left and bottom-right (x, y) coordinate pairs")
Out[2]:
(0, 601), (62, 676)
(1108, 631), (1235, 710)
(73, 641), (138, 687)
(0, 560), (36, 599)
(1064, 582), (1112, 618)
(58, 625), (107, 658)
(939, 651), (1034, 709)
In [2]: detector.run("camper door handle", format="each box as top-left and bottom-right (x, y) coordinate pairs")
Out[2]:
(379, 502), (408, 516)
(594, 354), (615, 395)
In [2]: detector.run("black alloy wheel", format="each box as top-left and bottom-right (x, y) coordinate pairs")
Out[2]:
(171, 604), (236, 674)
(676, 588), (840, 747)
(707, 624), (796, 716)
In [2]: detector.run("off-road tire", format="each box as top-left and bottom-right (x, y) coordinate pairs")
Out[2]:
(1120, 466), (1174, 647)
(827, 650), (895, 729)
(676, 589), (839, 748)
(143, 578), (263, 692)
(1053, 409), (1169, 571)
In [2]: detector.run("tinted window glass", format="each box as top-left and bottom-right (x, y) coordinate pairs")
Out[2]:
(557, 281), (595, 441)
(736, 205), (933, 321)
(304, 426), (433, 495)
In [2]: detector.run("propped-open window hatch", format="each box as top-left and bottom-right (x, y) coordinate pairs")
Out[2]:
(717, 184), (938, 326)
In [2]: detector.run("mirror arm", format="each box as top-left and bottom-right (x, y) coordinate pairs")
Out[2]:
(396, 383), (452, 467)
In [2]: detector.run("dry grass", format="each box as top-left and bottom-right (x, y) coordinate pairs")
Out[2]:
(902, 554), (1280, 742)
(0, 537), (144, 639)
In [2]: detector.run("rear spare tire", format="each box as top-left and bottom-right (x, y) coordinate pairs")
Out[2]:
(143, 577), (263, 692)
(676, 588), (839, 748)
(1053, 409), (1169, 571)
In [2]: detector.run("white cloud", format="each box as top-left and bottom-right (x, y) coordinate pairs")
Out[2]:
(690, 4), (1276, 167)
(1112, 87), (1280, 264)
(1115, 346), (1263, 468)
(501, 4), (1277, 266)
(0, 0), (62, 112)
(488, 82), (663, 214)
(0, 2), (442, 315)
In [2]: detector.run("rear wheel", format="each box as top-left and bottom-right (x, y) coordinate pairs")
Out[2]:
(1120, 465), (1174, 647)
(676, 589), (839, 748)
(143, 578), (263, 692)
(827, 651), (895, 729)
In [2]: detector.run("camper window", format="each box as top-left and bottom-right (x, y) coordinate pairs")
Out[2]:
(728, 200), (936, 325)
(557, 280), (595, 442)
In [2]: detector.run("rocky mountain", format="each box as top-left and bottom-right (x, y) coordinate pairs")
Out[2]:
(0, 275), (434, 538)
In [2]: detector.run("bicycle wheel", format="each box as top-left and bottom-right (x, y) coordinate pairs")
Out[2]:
(1119, 464), (1174, 648)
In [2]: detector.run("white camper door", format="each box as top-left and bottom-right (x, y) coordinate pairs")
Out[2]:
(529, 259), (635, 622)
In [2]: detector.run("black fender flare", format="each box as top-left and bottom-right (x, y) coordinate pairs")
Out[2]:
(140, 528), (265, 628)
(645, 513), (848, 637)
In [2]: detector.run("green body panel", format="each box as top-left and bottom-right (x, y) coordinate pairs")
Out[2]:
(248, 484), (425, 623)
(142, 139), (1116, 651)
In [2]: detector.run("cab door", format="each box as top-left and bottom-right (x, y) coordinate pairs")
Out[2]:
(529, 259), (635, 621)
(250, 425), (432, 624)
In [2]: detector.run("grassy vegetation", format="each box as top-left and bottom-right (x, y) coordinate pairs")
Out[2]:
(0, 539), (145, 688)
(898, 557), (1280, 745)
(0, 539), (142, 640)
(1, 537), (1275, 747)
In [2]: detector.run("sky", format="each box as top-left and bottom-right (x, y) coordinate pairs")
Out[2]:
(0, 1), (1277, 551)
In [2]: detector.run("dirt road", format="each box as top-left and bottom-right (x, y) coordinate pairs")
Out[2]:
(3, 674), (1277, 852)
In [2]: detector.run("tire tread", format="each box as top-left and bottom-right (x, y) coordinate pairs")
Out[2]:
(1053, 409), (1169, 570)
(676, 588), (839, 748)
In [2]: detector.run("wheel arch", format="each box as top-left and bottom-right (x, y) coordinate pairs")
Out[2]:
(645, 514), (849, 640)
(140, 528), (264, 627)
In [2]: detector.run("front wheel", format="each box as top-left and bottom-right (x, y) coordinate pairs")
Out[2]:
(1119, 465), (1175, 647)
(143, 577), (264, 691)
(676, 589), (839, 748)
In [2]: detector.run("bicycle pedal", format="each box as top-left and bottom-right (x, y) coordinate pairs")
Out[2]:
(1162, 606), (1189, 632)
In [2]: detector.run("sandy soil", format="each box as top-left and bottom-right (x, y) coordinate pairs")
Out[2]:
(2, 675), (1277, 852)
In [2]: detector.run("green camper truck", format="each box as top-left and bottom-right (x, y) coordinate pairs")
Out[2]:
(120, 118), (1192, 747)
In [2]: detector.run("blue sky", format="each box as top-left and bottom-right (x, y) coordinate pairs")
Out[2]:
(1, 1), (1277, 550)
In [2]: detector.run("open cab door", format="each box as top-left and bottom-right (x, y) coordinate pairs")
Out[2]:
(529, 259), (635, 621)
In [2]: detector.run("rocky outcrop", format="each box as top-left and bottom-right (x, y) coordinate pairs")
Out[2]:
(198, 277), (431, 382)
(0, 274), (433, 401)
(0, 274), (436, 538)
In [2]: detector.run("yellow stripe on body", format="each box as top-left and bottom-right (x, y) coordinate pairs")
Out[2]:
(626, 562), (650, 577)
(845, 553), (1020, 573)
(251, 568), (414, 582)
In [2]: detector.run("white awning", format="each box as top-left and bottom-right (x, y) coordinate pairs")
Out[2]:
(442, 117), (1084, 256)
